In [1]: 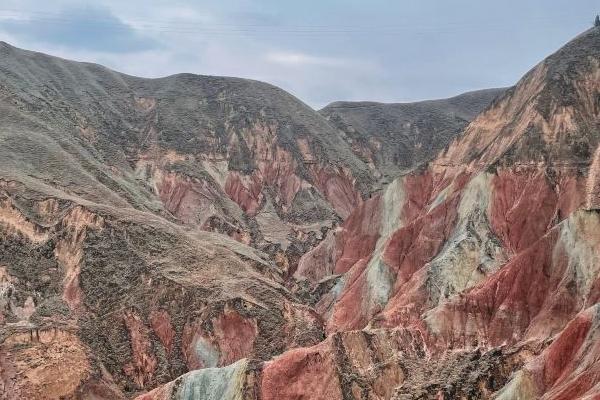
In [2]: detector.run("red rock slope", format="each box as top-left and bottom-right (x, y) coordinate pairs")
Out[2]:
(143, 28), (600, 399)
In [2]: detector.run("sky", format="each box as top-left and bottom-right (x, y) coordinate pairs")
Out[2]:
(0, 1), (597, 108)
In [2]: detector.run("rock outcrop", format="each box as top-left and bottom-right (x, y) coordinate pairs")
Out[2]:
(0, 190), (324, 398)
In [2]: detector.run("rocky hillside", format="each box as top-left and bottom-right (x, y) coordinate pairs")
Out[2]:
(2, 27), (600, 400)
(0, 40), (498, 399)
(0, 40), (377, 276)
(320, 88), (506, 180)
(290, 27), (600, 399)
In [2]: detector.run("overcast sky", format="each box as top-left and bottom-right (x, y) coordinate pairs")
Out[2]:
(0, 1), (597, 108)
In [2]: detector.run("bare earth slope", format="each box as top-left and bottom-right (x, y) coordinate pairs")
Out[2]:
(2, 27), (600, 400)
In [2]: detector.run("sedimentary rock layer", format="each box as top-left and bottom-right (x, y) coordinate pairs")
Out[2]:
(2, 27), (600, 400)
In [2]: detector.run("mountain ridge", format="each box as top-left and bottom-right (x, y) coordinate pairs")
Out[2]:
(2, 27), (600, 400)
(320, 87), (506, 178)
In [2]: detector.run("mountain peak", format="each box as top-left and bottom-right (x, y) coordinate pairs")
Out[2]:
(538, 27), (600, 87)
(435, 28), (600, 169)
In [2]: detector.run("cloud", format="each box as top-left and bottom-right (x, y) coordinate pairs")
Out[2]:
(265, 51), (346, 67)
(225, 10), (281, 26)
(0, 5), (158, 53)
(0, 0), (590, 108)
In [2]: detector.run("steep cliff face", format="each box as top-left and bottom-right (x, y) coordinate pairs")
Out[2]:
(287, 27), (600, 399)
(495, 304), (600, 400)
(299, 28), (600, 329)
(2, 27), (600, 400)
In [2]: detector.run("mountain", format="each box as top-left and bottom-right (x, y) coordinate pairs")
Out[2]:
(0, 40), (357, 397)
(0, 39), (378, 278)
(0, 40), (493, 398)
(2, 26), (600, 400)
(290, 27), (600, 399)
(320, 88), (506, 180)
